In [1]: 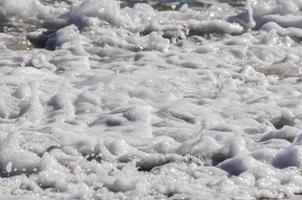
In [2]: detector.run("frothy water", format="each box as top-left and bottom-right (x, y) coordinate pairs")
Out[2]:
(1, 0), (302, 199)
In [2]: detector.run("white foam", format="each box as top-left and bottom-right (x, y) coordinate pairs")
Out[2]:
(0, 0), (302, 199)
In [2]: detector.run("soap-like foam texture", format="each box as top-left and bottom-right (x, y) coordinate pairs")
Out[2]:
(0, 0), (302, 199)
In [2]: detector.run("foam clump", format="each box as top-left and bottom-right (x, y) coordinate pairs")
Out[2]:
(69, 0), (125, 27)
(176, 136), (220, 158)
(146, 32), (170, 52)
(0, 0), (49, 20)
(212, 137), (247, 165)
(98, 105), (151, 125)
(261, 126), (301, 143)
(110, 176), (135, 192)
(217, 155), (257, 176)
(35, 153), (70, 192)
(189, 20), (244, 35)
(46, 25), (81, 50)
(0, 132), (41, 176)
(0, 84), (20, 119)
(90, 105), (153, 139)
(272, 146), (302, 169)
(248, 0), (302, 30)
